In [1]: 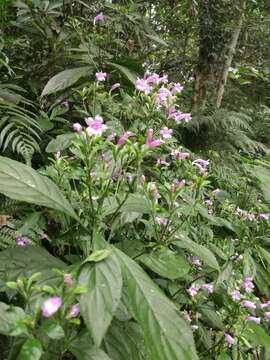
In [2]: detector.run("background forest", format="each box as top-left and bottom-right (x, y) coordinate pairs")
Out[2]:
(1, 0), (270, 359)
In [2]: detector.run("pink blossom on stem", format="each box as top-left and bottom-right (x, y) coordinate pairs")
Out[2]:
(145, 73), (160, 85)
(117, 131), (132, 145)
(64, 273), (73, 288)
(240, 300), (256, 310)
(73, 123), (82, 132)
(42, 296), (62, 317)
(16, 235), (29, 247)
(225, 333), (235, 347)
(241, 277), (254, 293)
(245, 316), (260, 324)
(93, 13), (104, 25)
(231, 290), (242, 301)
(149, 182), (161, 199)
(66, 303), (80, 319)
(265, 312), (270, 320)
(155, 217), (170, 226)
(259, 213), (269, 220)
(187, 284), (200, 297)
(160, 127), (173, 139)
(171, 149), (189, 160)
(200, 284), (213, 293)
(95, 71), (107, 82)
(85, 115), (107, 136)
(145, 129), (164, 148)
(171, 82), (184, 94)
(135, 78), (151, 94)
(188, 256), (202, 267)
(106, 132), (116, 141)
(110, 83), (120, 93)
(192, 159), (209, 173)
(156, 158), (170, 167)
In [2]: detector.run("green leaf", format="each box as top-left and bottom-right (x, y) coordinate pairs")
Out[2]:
(144, 33), (167, 46)
(83, 249), (112, 264)
(17, 338), (42, 360)
(0, 246), (65, 289)
(105, 320), (146, 360)
(79, 254), (122, 346)
(243, 251), (256, 278)
(258, 246), (270, 267)
(114, 248), (199, 360)
(0, 156), (79, 221)
(121, 194), (152, 214)
(42, 321), (65, 340)
(0, 302), (26, 336)
(41, 67), (91, 97)
(243, 323), (270, 348)
(46, 133), (76, 153)
(174, 237), (220, 271)
(200, 308), (225, 330)
(69, 331), (111, 360)
(107, 62), (138, 84)
(139, 247), (190, 279)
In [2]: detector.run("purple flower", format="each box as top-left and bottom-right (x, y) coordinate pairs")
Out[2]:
(245, 316), (260, 324)
(16, 235), (29, 247)
(85, 115), (107, 136)
(95, 71), (107, 82)
(155, 87), (172, 107)
(192, 159), (209, 173)
(149, 182), (161, 199)
(225, 333), (235, 347)
(42, 296), (62, 317)
(145, 129), (164, 148)
(231, 290), (242, 301)
(73, 123), (82, 133)
(241, 300), (256, 310)
(106, 132), (116, 141)
(170, 111), (192, 123)
(242, 277), (254, 293)
(187, 284), (200, 297)
(200, 284), (214, 293)
(93, 13), (104, 25)
(171, 83), (183, 95)
(66, 303), (80, 319)
(171, 149), (189, 160)
(110, 83), (120, 92)
(64, 273), (73, 288)
(155, 217), (170, 226)
(156, 158), (170, 167)
(135, 78), (151, 94)
(117, 131), (132, 145)
(265, 312), (270, 320)
(160, 127), (173, 139)
(260, 300), (270, 309)
(145, 73), (160, 85)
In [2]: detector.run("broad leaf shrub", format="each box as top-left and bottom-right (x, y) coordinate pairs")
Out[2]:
(0, 71), (270, 359)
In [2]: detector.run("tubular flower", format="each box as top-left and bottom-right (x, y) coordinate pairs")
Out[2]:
(42, 296), (62, 317)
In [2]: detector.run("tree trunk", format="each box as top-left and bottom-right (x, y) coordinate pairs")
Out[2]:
(216, 1), (245, 108)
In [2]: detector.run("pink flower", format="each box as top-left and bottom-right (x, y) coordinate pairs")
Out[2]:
(231, 290), (241, 301)
(265, 312), (270, 320)
(64, 273), (73, 288)
(93, 13), (104, 25)
(155, 87), (172, 107)
(110, 83), (120, 92)
(171, 149), (189, 160)
(66, 303), (80, 319)
(171, 179), (186, 192)
(170, 111), (192, 123)
(160, 127), (173, 139)
(117, 131), (132, 145)
(260, 301), (270, 309)
(225, 333), (235, 347)
(135, 78), (151, 94)
(16, 235), (29, 247)
(149, 182), (161, 199)
(145, 129), (164, 148)
(106, 132), (116, 141)
(95, 71), (107, 82)
(171, 83), (183, 94)
(245, 316), (260, 324)
(73, 123), (82, 132)
(192, 159), (209, 173)
(187, 284), (200, 297)
(85, 115), (107, 136)
(241, 300), (256, 310)
(242, 277), (254, 293)
(200, 284), (214, 293)
(158, 74), (168, 83)
(145, 73), (160, 85)
(42, 296), (62, 317)
(155, 217), (170, 226)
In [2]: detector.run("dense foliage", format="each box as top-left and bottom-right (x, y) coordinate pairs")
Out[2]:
(1, 1), (270, 359)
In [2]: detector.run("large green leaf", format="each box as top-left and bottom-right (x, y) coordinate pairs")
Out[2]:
(173, 237), (220, 271)
(0, 156), (78, 220)
(121, 194), (152, 214)
(0, 246), (65, 289)
(69, 331), (111, 360)
(139, 247), (190, 279)
(46, 133), (76, 153)
(107, 62), (138, 84)
(17, 338), (42, 360)
(41, 67), (91, 97)
(243, 323), (270, 348)
(79, 254), (122, 346)
(114, 248), (199, 360)
(104, 320), (146, 360)
(0, 302), (26, 336)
